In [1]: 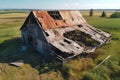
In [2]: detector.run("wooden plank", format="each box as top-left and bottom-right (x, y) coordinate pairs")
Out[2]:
(95, 55), (111, 68)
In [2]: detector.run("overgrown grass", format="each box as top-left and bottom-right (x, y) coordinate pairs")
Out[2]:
(0, 10), (120, 80)
(81, 11), (120, 80)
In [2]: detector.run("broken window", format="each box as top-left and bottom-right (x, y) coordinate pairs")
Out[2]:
(48, 11), (63, 20)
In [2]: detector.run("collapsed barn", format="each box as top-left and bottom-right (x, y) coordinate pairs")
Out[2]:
(20, 10), (111, 62)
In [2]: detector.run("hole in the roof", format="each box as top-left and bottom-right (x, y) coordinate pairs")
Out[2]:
(45, 32), (49, 36)
(78, 24), (83, 28)
(64, 39), (71, 44)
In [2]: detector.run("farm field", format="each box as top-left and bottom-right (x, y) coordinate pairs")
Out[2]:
(0, 10), (120, 80)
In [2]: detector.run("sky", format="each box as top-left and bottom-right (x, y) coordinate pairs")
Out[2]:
(0, 0), (120, 9)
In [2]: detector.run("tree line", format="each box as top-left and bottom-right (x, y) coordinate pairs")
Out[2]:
(89, 9), (106, 17)
(89, 9), (120, 18)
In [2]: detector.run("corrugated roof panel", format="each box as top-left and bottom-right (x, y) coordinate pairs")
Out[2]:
(33, 10), (88, 30)
(60, 10), (72, 19)
(34, 11), (57, 30)
(60, 11), (86, 23)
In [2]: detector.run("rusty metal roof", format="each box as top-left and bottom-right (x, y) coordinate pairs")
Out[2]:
(33, 10), (111, 53)
(33, 10), (87, 30)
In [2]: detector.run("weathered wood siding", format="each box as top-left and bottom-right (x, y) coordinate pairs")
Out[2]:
(21, 31), (28, 44)
(21, 12), (51, 55)
(35, 24), (51, 55)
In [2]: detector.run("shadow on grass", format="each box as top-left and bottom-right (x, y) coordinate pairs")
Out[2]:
(0, 37), (62, 75)
(1, 38), (94, 80)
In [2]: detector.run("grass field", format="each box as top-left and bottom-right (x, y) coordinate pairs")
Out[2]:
(0, 10), (120, 80)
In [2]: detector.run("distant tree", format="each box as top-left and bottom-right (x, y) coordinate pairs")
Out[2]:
(110, 12), (120, 18)
(101, 11), (107, 17)
(89, 9), (94, 16)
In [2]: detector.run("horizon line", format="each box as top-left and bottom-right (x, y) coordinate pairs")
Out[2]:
(0, 8), (120, 10)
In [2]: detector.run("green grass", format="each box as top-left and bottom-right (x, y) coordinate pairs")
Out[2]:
(87, 17), (120, 30)
(0, 10), (120, 80)
(81, 11), (120, 80)
(0, 10), (29, 14)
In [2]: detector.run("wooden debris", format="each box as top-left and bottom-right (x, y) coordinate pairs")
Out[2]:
(95, 55), (111, 68)
(10, 60), (24, 67)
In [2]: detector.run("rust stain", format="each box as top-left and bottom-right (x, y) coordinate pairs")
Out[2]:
(33, 10), (87, 30)
(34, 11), (56, 30)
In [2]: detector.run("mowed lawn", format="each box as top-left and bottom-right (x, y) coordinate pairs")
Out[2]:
(0, 10), (120, 80)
